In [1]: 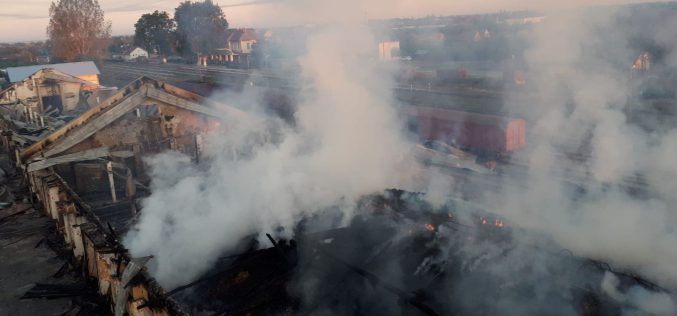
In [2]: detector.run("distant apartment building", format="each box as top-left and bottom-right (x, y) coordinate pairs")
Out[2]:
(378, 41), (401, 60)
(503, 16), (546, 25)
(632, 52), (651, 71)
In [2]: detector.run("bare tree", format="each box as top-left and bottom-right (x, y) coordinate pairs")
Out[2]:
(47, 0), (111, 62)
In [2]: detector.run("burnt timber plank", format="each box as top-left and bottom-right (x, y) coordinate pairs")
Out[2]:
(43, 91), (146, 158)
(146, 86), (252, 122)
(146, 86), (224, 118)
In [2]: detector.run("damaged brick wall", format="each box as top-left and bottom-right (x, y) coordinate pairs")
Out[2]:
(56, 99), (220, 172)
(5, 77), (230, 316)
(26, 168), (187, 316)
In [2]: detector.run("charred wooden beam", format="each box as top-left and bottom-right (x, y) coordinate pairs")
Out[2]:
(27, 147), (110, 172)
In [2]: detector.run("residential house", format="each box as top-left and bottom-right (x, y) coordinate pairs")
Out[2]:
(211, 29), (258, 66)
(118, 47), (149, 62)
(6, 61), (101, 85)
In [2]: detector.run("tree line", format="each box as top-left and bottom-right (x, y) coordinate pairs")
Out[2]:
(133, 1), (229, 57)
(47, 0), (228, 62)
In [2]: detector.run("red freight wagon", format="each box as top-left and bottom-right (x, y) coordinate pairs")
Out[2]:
(405, 106), (526, 154)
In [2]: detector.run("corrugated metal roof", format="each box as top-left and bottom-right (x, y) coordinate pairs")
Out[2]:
(6, 61), (100, 83)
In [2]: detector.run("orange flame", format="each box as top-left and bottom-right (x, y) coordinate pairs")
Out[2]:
(424, 223), (435, 232)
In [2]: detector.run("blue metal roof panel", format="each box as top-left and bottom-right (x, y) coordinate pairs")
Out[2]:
(6, 61), (100, 82)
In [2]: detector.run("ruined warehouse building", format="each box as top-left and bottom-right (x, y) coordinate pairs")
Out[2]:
(3, 76), (249, 316)
(0, 65), (119, 149)
(1, 62), (116, 117)
(0, 68), (98, 116)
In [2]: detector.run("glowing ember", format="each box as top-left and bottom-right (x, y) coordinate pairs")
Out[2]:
(480, 217), (488, 225)
(495, 220), (504, 228)
(424, 223), (435, 231)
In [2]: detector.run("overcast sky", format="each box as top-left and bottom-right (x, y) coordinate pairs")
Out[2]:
(0, 0), (660, 43)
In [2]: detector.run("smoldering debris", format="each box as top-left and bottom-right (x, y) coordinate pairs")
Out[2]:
(160, 190), (675, 315)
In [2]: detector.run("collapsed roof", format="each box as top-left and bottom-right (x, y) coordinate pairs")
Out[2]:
(20, 76), (250, 162)
(0, 68), (109, 146)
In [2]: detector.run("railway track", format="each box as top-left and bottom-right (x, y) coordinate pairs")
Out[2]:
(100, 63), (519, 131)
(101, 62), (295, 90)
(101, 62), (677, 117)
(102, 62), (501, 97)
(99, 62), (658, 195)
(102, 62), (282, 79)
(100, 62), (513, 116)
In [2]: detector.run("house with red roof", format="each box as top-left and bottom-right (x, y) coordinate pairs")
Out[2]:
(210, 28), (258, 66)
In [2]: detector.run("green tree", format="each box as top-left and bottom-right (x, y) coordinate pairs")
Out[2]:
(174, 0), (228, 56)
(134, 11), (175, 55)
(47, 0), (111, 61)
(108, 35), (134, 54)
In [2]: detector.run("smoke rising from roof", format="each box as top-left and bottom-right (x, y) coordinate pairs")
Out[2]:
(124, 0), (415, 288)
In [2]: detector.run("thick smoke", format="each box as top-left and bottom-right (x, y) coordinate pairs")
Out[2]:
(124, 0), (415, 288)
(348, 4), (677, 315)
(474, 5), (677, 313)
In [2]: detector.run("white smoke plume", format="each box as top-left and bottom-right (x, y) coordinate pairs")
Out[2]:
(486, 4), (677, 301)
(124, 0), (415, 288)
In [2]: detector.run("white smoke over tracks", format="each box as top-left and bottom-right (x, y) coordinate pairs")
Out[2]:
(492, 6), (677, 299)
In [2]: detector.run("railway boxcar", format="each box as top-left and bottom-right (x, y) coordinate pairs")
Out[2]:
(406, 106), (526, 155)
